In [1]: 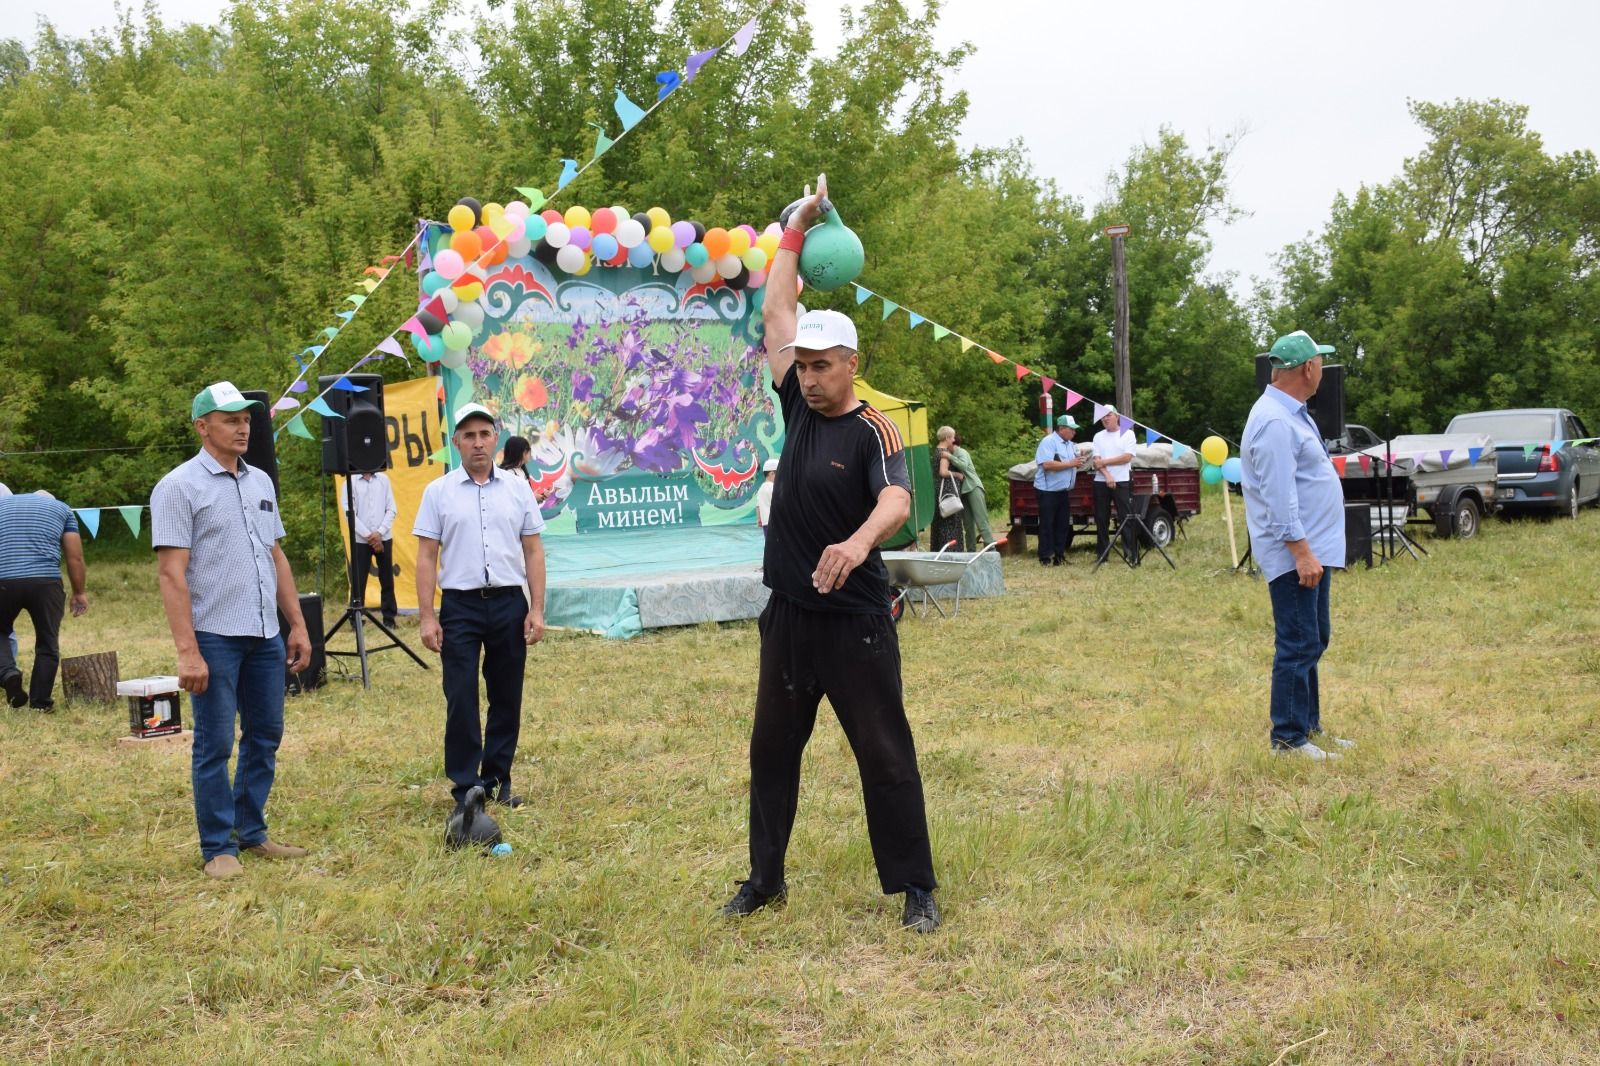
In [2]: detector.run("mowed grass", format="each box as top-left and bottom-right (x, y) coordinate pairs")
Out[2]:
(3, 504), (1600, 1063)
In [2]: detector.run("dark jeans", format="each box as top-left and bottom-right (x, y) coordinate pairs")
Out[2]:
(1036, 488), (1072, 562)
(1093, 480), (1137, 560)
(1267, 570), (1333, 748)
(0, 577), (65, 707)
(748, 595), (935, 895)
(191, 631), (286, 860)
(351, 538), (398, 622)
(439, 587), (528, 804)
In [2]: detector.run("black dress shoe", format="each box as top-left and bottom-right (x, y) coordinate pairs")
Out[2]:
(1052, 556), (1065, 566)
(2, 668), (25, 708)
(493, 790), (525, 809)
(901, 887), (941, 933)
(721, 880), (786, 917)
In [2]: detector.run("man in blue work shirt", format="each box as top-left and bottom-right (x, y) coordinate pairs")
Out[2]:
(1240, 331), (1355, 761)
(1033, 415), (1082, 565)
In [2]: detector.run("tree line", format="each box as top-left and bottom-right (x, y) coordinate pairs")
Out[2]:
(2, 0), (1595, 576)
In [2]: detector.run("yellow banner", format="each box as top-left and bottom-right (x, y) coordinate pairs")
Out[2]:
(334, 375), (448, 612)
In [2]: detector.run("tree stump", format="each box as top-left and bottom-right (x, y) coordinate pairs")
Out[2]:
(61, 651), (119, 704)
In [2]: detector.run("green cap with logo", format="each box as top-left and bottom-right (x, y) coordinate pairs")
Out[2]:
(1268, 330), (1336, 369)
(1055, 414), (1078, 429)
(191, 381), (264, 420)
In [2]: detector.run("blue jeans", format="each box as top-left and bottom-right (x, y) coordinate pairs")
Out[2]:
(191, 631), (286, 860)
(1267, 570), (1332, 748)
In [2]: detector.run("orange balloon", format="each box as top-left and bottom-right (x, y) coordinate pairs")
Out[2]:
(702, 227), (731, 259)
(450, 230), (482, 260)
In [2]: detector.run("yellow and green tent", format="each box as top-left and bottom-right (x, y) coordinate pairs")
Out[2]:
(855, 376), (933, 548)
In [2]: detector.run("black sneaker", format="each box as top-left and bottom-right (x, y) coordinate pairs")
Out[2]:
(901, 887), (941, 933)
(2, 669), (24, 708)
(720, 880), (785, 917)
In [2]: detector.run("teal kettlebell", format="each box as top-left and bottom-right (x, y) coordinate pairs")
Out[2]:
(798, 205), (864, 292)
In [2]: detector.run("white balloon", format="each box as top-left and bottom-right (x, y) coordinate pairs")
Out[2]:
(716, 253), (742, 279)
(438, 346), (468, 369)
(505, 200), (530, 220)
(452, 301), (484, 330)
(615, 219), (646, 248)
(556, 244), (585, 273)
(439, 288), (459, 314)
(610, 205), (630, 223)
(660, 248), (687, 272)
(691, 261), (718, 284)
(545, 222), (571, 249)
(508, 237), (532, 258)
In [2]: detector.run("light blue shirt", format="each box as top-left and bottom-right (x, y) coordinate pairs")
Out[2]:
(0, 494), (78, 580)
(413, 464), (544, 590)
(1034, 432), (1078, 492)
(1240, 386), (1346, 583)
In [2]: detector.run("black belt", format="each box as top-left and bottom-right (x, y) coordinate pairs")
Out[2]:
(443, 586), (520, 598)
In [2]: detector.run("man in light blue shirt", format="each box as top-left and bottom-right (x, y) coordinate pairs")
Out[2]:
(1240, 331), (1353, 761)
(1033, 415), (1082, 565)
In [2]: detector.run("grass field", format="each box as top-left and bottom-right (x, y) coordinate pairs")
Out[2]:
(4, 505), (1599, 1063)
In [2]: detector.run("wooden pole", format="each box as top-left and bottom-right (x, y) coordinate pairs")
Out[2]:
(1220, 478), (1240, 568)
(1111, 232), (1132, 416)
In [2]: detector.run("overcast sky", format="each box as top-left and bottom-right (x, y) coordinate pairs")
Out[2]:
(5, 0), (1596, 293)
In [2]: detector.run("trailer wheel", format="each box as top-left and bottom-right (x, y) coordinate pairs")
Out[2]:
(1451, 496), (1480, 539)
(1145, 508), (1175, 548)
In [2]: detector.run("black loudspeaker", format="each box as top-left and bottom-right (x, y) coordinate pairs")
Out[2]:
(282, 593), (326, 694)
(318, 373), (388, 475)
(1255, 353), (1272, 394)
(1343, 503), (1373, 569)
(1307, 364), (1345, 442)
(241, 390), (279, 494)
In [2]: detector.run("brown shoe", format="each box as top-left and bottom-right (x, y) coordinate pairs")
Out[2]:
(204, 854), (244, 880)
(244, 840), (308, 860)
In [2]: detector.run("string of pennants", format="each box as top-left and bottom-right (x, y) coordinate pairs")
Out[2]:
(70, 506), (146, 539)
(266, 3), (771, 449)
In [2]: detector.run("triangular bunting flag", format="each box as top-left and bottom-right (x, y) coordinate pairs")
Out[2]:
(1119, 416), (1133, 433)
(271, 397), (300, 413)
(429, 446), (452, 464)
(289, 380), (309, 394)
(855, 285), (871, 305)
(1064, 389), (1082, 409)
(76, 508), (101, 538)
(932, 324), (950, 341)
(514, 187), (546, 210)
(1092, 403), (1108, 423)
(986, 350), (1004, 364)
(1467, 446), (1482, 465)
(1439, 448), (1453, 466)
(1170, 442), (1189, 461)
(960, 338), (975, 353)
(336, 310), (355, 322)
(344, 294), (366, 307)
(1552, 439), (1565, 452)
(1040, 376), (1056, 392)
(423, 294), (448, 320)
(331, 377), (368, 392)
(729, 16), (757, 55)
(1146, 428), (1162, 445)
(362, 266), (389, 278)
(556, 159), (578, 192)
(398, 316), (428, 339)
(285, 414), (315, 439)
(591, 125), (614, 161)
(307, 396), (342, 418)
(685, 46), (718, 83)
(1331, 455), (1347, 476)
(377, 336), (405, 360)
(1358, 454), (1372, 474)
(322, 326), (339, 340)
(654, 70), (681, 100)
(614, 89), (647, 131)
(360, 278), (381, 292)
(907, 312), (924, 330)
(118, 506), (141, 538)
(1522, 443), (1538, 460)
(1014, 363), (1028, 379)
(880, 299), (899, 321)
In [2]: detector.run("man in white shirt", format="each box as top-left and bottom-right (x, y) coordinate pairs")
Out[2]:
(1091, 405), (1139, 564)
(414, 403), (547, 813)
(348, 468), (399, 626)
(755, 458), (778, 535)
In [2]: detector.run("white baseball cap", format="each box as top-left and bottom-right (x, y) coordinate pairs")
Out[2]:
(452, 402), (497, 427)
(763, 458), (779, 473)
(780, 309), (858, 352)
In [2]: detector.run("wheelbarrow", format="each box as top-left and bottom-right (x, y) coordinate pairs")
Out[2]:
(883, 540), (1002, 620)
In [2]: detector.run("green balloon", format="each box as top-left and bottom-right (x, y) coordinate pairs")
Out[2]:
(441, 321), (472, 351)
(1201, 463), (1223, 484)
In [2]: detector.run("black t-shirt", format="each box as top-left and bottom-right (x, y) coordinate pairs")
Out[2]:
(763, 363), (911, 614)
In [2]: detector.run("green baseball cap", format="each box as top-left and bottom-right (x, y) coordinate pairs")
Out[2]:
(191, 381), (264, 420)
(1055, 415), (1078, 429)
(1268, 330), (1336, 369)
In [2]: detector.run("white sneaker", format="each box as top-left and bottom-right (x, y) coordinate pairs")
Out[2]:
(1274, 741), (1340, 761)
(1327, 736), (1356, 749)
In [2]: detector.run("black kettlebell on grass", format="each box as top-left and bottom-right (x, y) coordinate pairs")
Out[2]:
(445, 785), (502, 850)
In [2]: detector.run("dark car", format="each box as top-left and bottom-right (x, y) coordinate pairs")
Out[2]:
(1443, 408), (1600, 518)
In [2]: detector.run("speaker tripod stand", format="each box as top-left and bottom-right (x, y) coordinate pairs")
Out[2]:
(1091, 511), (1176, 571)
(1373, 437), (1426, 565)
(324, 474), (428, 689)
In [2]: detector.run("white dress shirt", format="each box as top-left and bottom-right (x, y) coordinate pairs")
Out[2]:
(349, 471), (398, 540)
(413, 464), (545, 590)
(1092, 428), (1137, 484)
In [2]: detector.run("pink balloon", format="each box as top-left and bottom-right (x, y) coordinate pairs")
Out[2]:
(739, 224), (759, 243)
(748, 269), (767, 288)
(434, 249), (465, 280)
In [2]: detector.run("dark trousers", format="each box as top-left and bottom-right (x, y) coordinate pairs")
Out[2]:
(351, 538), (398, 622)
(439, 587), (528, 803)
(748, 595), (936, 895)
(1267, 570), (1333, 748)
(0, 577), (65, 707)
(1036, 488), (1073, 562)
(1093, 480), (1138, 560)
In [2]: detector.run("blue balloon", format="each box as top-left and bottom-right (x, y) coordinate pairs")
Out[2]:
(1221, 457), (1243, 484)
(592, 233), (619, 260)
(627, 241), (654, 267)
(685, 242), (709, 267)
(524, 215), (548, 242)
(421, 271), (450, 296)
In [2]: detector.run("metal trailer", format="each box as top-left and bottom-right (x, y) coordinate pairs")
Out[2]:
(1006, 453), (1202, 555)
